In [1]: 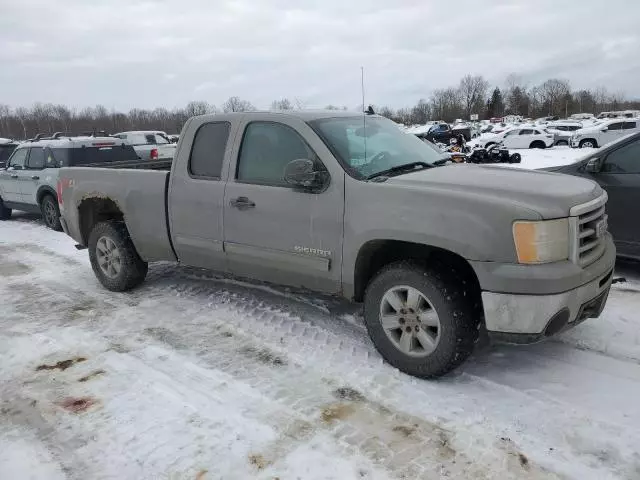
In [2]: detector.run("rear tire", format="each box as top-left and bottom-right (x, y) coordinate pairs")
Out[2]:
(363, 261), (479, 378)
(579, 139), (598, 148)
(530, 141), (546, 149)
(40, 194), (62, 231)
(0, 197), (11, 220)
(88, 221), (148, 292)
(555, 140), (568, 146)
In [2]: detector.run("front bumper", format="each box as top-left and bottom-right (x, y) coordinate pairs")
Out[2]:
(480, 237), (615, 343)
(570, 138), (581, 148)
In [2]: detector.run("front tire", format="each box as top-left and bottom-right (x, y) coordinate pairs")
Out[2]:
(579, 139), (598, 148)
(363, 262), (479, 378)
(0, 197), (11, 220)
(530, 141), (546, 149)
(40, 194), (62, 231)
(88, 221), (148, 291)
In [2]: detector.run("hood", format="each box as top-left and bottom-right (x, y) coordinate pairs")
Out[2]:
(385, 164), (602, 219)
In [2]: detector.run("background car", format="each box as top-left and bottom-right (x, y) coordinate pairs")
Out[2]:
(545, 121), (583, 145)
(541, 131), (640, 260)
(0, 135), (138, 229)
(112, 131), (176, 160)
(478, 127), (554, 149)
(571, 118), (640, 148)
(0, 138), (18, 169)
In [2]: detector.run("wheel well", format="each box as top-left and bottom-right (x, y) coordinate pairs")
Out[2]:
(530, 140), (545, 148)
(36, 187), (57, 206)
(78, 197), (124, 244)
(353, 240), (481, 305)
(580, 138), (598, 147)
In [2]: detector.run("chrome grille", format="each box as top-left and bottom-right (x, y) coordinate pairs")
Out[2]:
(569, 193), (608, 267)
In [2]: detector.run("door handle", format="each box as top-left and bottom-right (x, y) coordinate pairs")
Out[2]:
(31, 175), (40, 180)
(10, 174), (18, 179)
(229, 196), (256, 209)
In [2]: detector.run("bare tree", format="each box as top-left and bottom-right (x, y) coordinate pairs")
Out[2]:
(458, 75), (489, 119)
(222, 96), (255, 113)
(538, 79), (571, 116)
(271, 98), (293, 110)
(410, 98), (431, 124)
(430, 88), (462, 122)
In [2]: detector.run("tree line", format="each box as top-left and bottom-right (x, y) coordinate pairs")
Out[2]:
(1, 74), (639, 139)
(380, 74), (640, 125)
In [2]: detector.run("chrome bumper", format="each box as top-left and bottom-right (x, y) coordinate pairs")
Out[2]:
(482, 267), (613, 343)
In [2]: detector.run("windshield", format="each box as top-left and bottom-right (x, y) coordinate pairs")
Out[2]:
(309, 116), (444, 178)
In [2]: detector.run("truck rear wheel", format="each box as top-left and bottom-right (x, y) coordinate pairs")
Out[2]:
(88, 221), (148, 292)
(40, 194), (62, 231)
(363, 261), (478, 378)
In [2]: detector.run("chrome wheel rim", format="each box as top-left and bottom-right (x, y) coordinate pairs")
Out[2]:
(96, 236), (122, 279)
(44, 200), (56, 226)
(582, 141), (594, 148)
(379, 286), (441, 357)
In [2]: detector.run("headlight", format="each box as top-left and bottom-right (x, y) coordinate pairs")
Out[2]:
(513, 219), (569, 264)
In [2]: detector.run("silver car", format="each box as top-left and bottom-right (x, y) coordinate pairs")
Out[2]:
(0, 135), (138, 229)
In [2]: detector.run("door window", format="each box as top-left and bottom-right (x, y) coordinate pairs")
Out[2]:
(26, 147), (45, 169)
(188, 122), (230, 179)
(503, 130), (518, 137)
(237, 122), (318, 187)
(7, 148), (28, 169)
(623, 122), (637, 130)
(519, 129), (534, 135)
(607, 122), (624, 131)
(602, 139), (640, 173)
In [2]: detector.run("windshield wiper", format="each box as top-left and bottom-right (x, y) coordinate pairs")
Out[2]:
(367, 161), (432, 180)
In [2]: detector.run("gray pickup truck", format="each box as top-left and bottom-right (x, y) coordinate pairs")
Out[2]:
(57, 111), (615, 378)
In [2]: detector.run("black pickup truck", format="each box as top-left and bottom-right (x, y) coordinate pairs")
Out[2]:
(415, 123), (471, 144)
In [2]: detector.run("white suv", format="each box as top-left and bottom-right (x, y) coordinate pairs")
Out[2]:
(571, 119), (640, 148)
(479, 127), (554, 149)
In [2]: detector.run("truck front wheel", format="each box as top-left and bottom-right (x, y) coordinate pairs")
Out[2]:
(88, 221), (148, 292)
(363, 262), (478, 378)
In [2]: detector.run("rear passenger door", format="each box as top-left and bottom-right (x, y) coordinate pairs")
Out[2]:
(223, 116), (345, 294)
(21, 147), (46, 205)
(168, 119), (236, 271)
(602, 122), (624, 145)
(0, 148), (29, 203)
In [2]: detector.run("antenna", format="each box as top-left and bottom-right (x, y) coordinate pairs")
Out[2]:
(361, 66), (367, 161)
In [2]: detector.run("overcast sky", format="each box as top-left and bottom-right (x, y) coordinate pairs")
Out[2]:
(1, 0), (639, 111)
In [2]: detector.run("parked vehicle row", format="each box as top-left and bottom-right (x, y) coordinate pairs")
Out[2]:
(53, 111), (614, 379)
(475, 127), (555, 149)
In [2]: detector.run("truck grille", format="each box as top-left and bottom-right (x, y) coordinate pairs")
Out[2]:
(569, 194), (608, 267)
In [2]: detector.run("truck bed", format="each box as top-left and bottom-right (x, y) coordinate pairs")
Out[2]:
(59, 167), (176, 263)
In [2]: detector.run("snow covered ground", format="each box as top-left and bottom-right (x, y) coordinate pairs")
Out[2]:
(1, 213), (640, 480)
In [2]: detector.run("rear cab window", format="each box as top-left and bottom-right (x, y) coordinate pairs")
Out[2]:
(188, 122), (231, 179)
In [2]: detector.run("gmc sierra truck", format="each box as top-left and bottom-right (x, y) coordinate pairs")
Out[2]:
(57, 111), (615, 378)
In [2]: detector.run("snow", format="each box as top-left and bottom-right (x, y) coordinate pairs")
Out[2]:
(2, 214), (640, 479)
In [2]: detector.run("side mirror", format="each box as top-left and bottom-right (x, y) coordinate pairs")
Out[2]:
(284, 159), (329, 191)
(601, 128), (608, 132)
(585, 157), (601, 173)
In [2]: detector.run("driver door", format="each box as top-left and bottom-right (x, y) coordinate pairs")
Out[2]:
(501, 129), (521, 148)
(0, 148), (29, 203)
(223, 116), (345, 293)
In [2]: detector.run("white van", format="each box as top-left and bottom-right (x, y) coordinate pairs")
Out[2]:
(571, 118), (640, 148)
